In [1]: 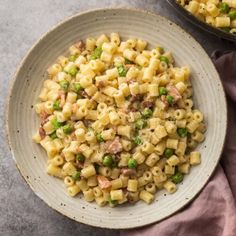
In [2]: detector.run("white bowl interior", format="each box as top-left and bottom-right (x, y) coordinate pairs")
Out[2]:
(7, 8), (227, 229)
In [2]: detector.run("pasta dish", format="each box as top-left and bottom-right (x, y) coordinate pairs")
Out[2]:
(33, 33), (206, 207)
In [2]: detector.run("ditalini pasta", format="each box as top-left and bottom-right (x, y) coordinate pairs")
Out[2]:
(32, 33), (206, 207)
(177, 0), (236, 34)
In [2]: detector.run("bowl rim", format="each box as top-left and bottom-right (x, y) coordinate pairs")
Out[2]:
(5, 6), (227, 229)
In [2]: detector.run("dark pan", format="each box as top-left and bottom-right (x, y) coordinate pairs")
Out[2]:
(167, 0), (236, 42)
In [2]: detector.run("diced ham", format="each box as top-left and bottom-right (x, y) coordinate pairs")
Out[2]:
(128, 101), (140, 112)
(40, 118), (49, 126)
(39, 111), (48, 121)
(130, 95), (142, 102)
(70, 132), (77, 141)
(39, 127), (46, 139)
(113, 154), (121, 162)
(70, 115), (78, 121)
(104, 137), (123, 154)
(129, 106), (138, 112)
(74, 40), (85, 50)
(76, 161), (84, 169)
(141, 100), (154, 108)
(160, 95), (169, 109)
(40, 111), (49, 125)
(80, 90), (90, 98)
(121, 168), (137, 177)
(83, 119), (92, 127)
(161, 95), (168, 104)
(127, 95), (142, 112)
(96, 80), (106, 89)
(59, 90), (66, 107)
(167, 84), (182, 102)
(97, 175), (111, 189)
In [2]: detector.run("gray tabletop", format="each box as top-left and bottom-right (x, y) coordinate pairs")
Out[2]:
(0, 1), (235, 236)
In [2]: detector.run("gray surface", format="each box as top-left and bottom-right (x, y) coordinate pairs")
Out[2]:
(0, 0), (235, 235)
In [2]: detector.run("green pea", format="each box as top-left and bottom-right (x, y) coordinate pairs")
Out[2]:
(160, 56), (169, 64)
(74, 82), (83, 93)
(72, 171), (81, 180)
(49, 131), (57, 140)
(219, 2), (230, 13)
(177, 128), (188, 138)
(63, 124), (74, 134)
(128, 158), (137, 169)
(53, 100), (61, 111)
(117, 65), (127, 77)
(133, 136), (142, 145)
(171, 172), (184, 184)
(69, 54), (77, 62)
(159, 87), (167, 95)
(166, 95), (174, 104)
(68, 66), (78, 76)
(135, 119), (147, 130)
(96, 133), (104, 143)
(59, 80), (70, 91)
(142, 108), (153, 119)
(103, 155), (114, 167)
(108, 197), (118, 206)
(124, 58), (133, 64)
(164, 148), (174, 158)
(90, 46), (102, 60)
(76, 153), (85, 163)
(229, 10), (236, 20)
(51, 118), (64, 130)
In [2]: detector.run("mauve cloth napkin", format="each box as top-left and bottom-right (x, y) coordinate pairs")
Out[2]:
(121, 51), (236, 236)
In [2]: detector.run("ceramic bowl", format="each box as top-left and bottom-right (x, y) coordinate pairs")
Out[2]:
(6, 8), (227, 229)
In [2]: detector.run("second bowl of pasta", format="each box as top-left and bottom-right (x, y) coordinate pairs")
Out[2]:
(168, 0), (236, 41)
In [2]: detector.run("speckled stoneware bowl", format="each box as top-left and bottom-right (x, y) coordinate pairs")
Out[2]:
(6, 8), (227, 229)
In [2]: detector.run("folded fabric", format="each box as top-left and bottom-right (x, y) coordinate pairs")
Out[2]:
(121, 51), (236, 236)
